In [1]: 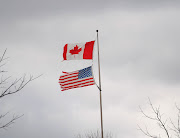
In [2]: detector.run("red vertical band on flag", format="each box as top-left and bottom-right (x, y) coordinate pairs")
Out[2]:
(63, 44), (68, 60)
(83, 41), (95, 59)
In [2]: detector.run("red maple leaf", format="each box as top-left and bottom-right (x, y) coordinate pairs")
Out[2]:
(69, 45), (82, 55)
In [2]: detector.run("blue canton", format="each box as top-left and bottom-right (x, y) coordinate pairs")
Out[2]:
(78, 66), (92, 79)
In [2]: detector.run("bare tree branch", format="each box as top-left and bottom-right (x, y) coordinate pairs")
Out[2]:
(0, 49), (7, 63)
(139, 98), (170, 138)
(75, 130), (113, 138)
(0, 75), (11, 86)
(0, 74), (42, 99)
(0, 113), (23, 130)
(138, 124), (159, 138)
(0, 112), (9, 120)
(0, 49), (41, 130)
(0, 49), (8, 73)
(169, 104), (180, 138)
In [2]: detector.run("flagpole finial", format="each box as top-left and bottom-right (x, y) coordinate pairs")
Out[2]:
(96, 30), (98, 32)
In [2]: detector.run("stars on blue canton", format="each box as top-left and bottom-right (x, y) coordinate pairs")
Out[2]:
(78, 66), (92, 79)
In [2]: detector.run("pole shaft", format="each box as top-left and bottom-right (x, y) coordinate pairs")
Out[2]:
(96, 30), (104, 138)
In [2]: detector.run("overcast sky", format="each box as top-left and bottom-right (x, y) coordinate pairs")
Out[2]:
(1, 0), (180, 138)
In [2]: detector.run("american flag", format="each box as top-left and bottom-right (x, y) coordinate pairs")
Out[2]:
(59, 66), (95, 91)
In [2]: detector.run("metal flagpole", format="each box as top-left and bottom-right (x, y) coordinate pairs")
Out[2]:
(96, 30), (104, 138)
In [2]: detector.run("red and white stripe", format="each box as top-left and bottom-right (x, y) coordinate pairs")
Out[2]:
(59, 71), (95, 91)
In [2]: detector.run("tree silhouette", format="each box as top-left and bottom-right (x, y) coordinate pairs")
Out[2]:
(75, 130), (113, 138)
(0, 49), (39, 130)
(139, 98), (180, 138)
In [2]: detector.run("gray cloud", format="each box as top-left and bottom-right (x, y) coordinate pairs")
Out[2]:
(1, 0), (180, 22)
(100, 9), (180, 84)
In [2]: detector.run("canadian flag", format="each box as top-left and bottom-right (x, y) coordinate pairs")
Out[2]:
(63, 41), (95, 60)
